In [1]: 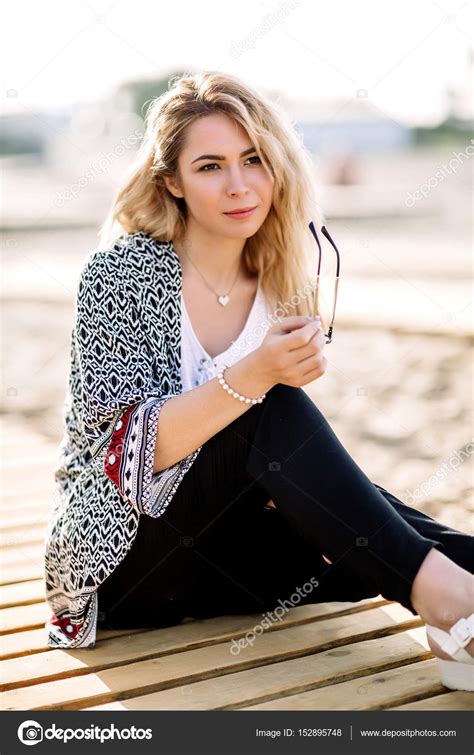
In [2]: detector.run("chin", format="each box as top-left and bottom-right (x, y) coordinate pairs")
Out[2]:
(219, 218), (264, 238)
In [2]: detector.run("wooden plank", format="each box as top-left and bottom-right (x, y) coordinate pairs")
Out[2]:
(0, 544), (45, 568)
(391, 692), (474, 711)
(0, 579), (45, 609)
(0, 602), (50, 635)
(242, 659), (444, 710)
(1, 526), (47, 549)
(0, 425), (51, 446)
(0, 562), (43, 586)
(3, 452), (58, 470)
(0, 627), (152, 661)
(0, 598), (388, 689)
(0, 599), (384, 662)
(0, 490), (55, 508)
(84, 627), (431, 711)
(2, 439), (54, 453)
(0, 600), (388, 659)
(0, 603), (420, 709)
(1, 511), (49, 532)
(3, 462), (56, 486)
(0, 416), (47, 432)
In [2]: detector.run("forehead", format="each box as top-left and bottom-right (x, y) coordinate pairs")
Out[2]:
(182, 113), (253, 153)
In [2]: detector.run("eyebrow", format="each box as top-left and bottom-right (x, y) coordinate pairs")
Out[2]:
(191, 147), (257, 164)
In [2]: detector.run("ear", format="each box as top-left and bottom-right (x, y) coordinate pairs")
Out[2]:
(163, 173), (184, 199)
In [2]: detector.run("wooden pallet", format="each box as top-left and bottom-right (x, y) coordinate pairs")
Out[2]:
(1, 418), (472, 712)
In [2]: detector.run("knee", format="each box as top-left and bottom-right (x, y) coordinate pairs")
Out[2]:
(266, 383), (307, 404)
(265, 383), (320, 418)
(268, 383), (300, 397)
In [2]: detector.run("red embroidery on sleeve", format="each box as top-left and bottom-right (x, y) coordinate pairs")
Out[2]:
(103, 405), (134, 486)
(49, 613), (83, 639)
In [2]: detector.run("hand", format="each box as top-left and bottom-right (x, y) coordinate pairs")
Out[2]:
(252, 315), (327, 390)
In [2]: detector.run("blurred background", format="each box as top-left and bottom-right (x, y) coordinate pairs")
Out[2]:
(1, 0), (473, 538)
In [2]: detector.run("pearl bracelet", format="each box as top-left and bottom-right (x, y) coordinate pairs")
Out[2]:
(217, 365), (266, 405)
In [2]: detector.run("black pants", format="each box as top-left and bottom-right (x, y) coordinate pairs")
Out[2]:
(97, 384), (474, 630)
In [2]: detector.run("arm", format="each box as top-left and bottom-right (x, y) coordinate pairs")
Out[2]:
(75, 249), (202, 518)
(153, 351), (274, 472)
(153, 314), (326, 474)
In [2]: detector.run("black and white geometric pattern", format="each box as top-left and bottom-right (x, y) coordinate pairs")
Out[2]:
(44, 233), (201, 648)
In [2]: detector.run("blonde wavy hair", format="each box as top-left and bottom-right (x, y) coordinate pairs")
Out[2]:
(99, 70), (324, 317)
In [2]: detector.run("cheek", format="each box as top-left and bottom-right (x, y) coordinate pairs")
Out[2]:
(188, 178), (221, 207)
(257, 174), (274, 204)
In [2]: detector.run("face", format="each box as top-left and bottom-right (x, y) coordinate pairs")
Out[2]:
(164, 112), (274, 241)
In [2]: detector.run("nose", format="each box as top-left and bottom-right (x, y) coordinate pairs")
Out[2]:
(226, 165), (250, 196)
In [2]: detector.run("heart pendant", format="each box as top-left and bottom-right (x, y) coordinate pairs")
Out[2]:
(218, 295), (230, 307)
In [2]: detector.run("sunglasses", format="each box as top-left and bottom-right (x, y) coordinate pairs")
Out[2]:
(308, 221), (341, 344)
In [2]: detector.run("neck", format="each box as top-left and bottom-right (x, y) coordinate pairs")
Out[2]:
(173, 223), (249, 290)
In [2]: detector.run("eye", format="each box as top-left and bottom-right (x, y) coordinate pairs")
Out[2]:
(198, 155), (262, 172)
(199, 163), (219, 172)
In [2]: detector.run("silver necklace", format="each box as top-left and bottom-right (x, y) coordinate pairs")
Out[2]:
(182, 247), (242, 307)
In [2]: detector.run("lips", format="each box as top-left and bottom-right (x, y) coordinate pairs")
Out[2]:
(224, 206), (257, 215)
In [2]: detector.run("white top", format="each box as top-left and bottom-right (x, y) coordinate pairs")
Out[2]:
(180, 280), (272, 392)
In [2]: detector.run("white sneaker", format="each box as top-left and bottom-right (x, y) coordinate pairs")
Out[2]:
(425, 613), (474, 691)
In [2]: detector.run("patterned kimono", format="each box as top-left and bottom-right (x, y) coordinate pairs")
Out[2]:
(44, 232), (202, 648)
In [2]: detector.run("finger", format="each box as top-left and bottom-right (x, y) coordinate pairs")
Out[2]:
(292, 332), (324, 363)
(296, 351), (326, 373)
(301, 359), (328, 382)
(272, 315), (319, 334)
(286, 320), (322, 350)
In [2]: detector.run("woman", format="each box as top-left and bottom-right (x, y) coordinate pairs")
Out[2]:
(44, 70), (473, 693)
